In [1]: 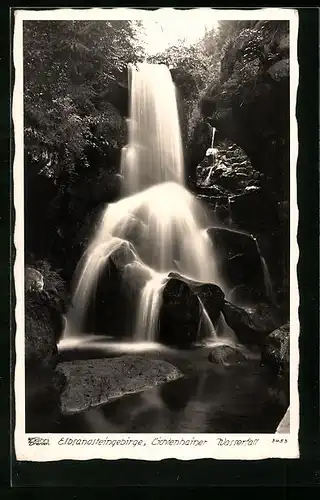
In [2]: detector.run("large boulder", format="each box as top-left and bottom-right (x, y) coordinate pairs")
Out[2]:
(222, 301), (281, 347)
(25, 291), (60, 369)
(168, 272), (225, 325)
(159, 273), (225, 346)
(83, 241), (138, 337)
(58, 356), (183, 415)
(159, 277), (201, 347)
(25, 265), (67, 432)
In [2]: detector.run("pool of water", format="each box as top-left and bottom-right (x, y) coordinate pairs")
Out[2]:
(52, 337), (288, 434)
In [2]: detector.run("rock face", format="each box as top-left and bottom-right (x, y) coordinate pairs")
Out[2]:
(186, 22), (290, 303)
(159, 274), (225, 346)
(25, 267), (67, 432)
(25, 291), (64, 369)
(206, 227), (269, 299)
(168, 272), (225, 324)
(83, 241), (153, 337)
(188, 21), (290, 199)
(195, 137), (261, 196)
(58, 356), (183, 415)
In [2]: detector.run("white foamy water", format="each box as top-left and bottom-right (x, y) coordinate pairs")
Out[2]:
(134, 273), (168, 342)
(58, 336), (166, 354)
(121, 63), (184, 195)
(63, 64), (227, 343)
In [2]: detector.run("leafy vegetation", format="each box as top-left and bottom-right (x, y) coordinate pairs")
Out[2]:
(24, 20), (145, 179)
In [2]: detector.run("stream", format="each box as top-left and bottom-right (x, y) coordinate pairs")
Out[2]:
(53, 340), (287, 434)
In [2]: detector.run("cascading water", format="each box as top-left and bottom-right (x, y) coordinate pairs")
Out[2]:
(63, 63), (226, 344)
(227, 196), (233, 226)
(121, 63), (185, 195)
(135, 272), (168, 342)
(210, 126), (216, 149)
(255, 242), (275, 303)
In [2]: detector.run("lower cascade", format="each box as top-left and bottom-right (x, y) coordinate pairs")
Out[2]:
(62, 63), (261, 346)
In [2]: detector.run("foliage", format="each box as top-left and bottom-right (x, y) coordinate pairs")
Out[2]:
(211, 20), (289, 104)
(147, 28), (220, 95)
(24, 20), (145, 179)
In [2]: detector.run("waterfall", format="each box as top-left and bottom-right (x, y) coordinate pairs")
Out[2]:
(63, 63), (224, 343)
(253, 239), (275, 302)
(121, 63), (185, 195)
(260, 255), (275, 303)
(135, 273), (168, 342)
(228, 196), (233, 226)
(210, 126), (216, 149)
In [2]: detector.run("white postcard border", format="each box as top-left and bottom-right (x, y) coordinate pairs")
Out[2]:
(13, 7), (300, 462)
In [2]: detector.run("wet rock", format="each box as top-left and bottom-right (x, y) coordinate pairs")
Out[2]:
(208, 343), (247, 366)
(261, 323), (289, 377)
(195, 138), (259, 195)
(250, 302), (284, 333)
(206, 227), (267, 296)
(222, 301), (277, 347)
(25, 290), (64, 369)
(228, 284), (264, 307)
(159, 277), (201, 347)
(84, 242), (137, 337)
(58, 356), (183, 415)
(25, 276), (66, 432)
(168, 272), (225, 325)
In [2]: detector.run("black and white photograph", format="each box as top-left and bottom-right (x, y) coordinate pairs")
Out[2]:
(13, 8), (299, 461)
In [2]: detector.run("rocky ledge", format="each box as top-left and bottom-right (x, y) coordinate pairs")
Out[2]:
(58, 355), (183, 415)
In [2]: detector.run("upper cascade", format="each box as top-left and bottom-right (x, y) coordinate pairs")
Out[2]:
(121, 63), (185, 195)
